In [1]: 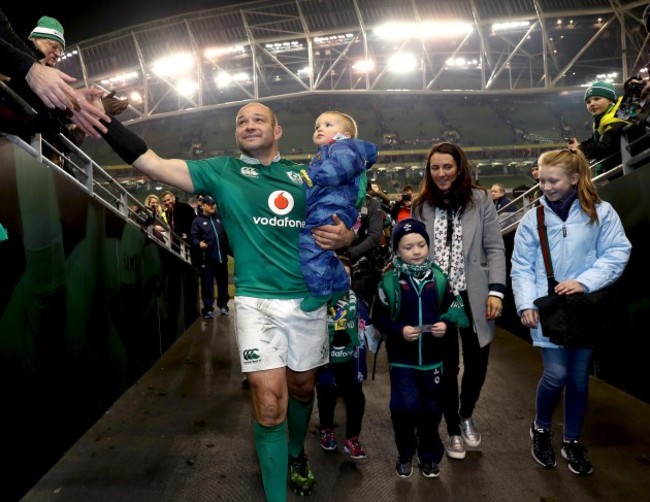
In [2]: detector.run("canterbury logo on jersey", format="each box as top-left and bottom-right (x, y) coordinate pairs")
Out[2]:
(242, 349), (260, 361)
(240, 166), (260, 178)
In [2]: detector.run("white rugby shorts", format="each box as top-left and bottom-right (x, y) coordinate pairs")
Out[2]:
(235, 296), (329, 372)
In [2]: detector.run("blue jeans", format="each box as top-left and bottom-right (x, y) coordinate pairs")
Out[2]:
(535, 347), (593, 441)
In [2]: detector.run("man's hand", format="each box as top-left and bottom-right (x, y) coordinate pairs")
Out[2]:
(25, 64), (109, 137)
(313, 214), (356, 250)
(68, 87), (110, 138)
(39, 54), (58, 68)
(25, 63), (79, 110)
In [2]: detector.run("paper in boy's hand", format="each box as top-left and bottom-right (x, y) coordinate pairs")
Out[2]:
(417, 325), (433, 333)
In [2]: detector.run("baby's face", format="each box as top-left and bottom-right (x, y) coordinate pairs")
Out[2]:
(313, 113), (350, 147)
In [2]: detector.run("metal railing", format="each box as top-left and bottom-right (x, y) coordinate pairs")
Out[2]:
(0, 81), (191, 263)
(496, 153), (625, 236)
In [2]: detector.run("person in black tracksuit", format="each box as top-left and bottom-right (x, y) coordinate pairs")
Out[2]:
(191, 196), (230, 318)
(372, 219), (469, 480)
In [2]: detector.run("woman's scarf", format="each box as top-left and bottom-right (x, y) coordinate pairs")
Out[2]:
(432, 205), (466, 292)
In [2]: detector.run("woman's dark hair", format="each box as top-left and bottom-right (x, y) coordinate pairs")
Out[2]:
(412, 142), (483, 218)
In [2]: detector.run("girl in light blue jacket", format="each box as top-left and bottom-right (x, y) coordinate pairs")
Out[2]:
(511, 148), (631, 477)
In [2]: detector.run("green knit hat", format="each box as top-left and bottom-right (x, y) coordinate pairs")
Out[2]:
(29, 16), (65, 50)
(584, 81), (615, 102)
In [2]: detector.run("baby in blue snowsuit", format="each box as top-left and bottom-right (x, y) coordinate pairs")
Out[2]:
(299, 111), (378, 311)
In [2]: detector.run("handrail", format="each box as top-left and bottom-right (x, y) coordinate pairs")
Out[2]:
(0, 82), (191, 263)
(496, 156), (626, 235)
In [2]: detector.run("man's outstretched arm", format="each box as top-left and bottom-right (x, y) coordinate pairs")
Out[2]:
(100, 117), (194, 193)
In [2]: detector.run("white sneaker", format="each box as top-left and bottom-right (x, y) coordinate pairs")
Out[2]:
(446, 435), (466, 460)
(460, 417), (482, 447)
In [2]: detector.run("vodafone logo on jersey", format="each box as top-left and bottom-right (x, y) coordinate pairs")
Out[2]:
(252, 190), (304, 228)
(268, 190), (294, 216)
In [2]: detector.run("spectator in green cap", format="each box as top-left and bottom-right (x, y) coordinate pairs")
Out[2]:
(567, 81), (629, 175)
(28, 16), (65, 66)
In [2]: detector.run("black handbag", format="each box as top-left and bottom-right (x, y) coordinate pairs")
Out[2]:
(532, 206), (610, 348)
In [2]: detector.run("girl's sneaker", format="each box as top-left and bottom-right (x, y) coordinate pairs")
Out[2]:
(561, 440), (593, 475)
(343, 437), (366, 459)
(530, 423), (556, 468)
(320, 429), (337, 451)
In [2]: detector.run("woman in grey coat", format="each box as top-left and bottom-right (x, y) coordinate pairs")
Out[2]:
(411, 142), (506, 460)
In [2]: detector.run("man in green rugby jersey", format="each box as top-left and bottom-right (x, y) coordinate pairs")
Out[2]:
(97, 101), (355, 500)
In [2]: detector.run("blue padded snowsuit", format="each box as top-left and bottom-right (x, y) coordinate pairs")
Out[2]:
(300, 137), (378, 299)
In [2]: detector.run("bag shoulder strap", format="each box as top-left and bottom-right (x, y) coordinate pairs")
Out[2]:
(380, 264), (447, 321)
(380, 269), (401, 320)
(374, 264), (450, 380)
(536, 206), (556, 286)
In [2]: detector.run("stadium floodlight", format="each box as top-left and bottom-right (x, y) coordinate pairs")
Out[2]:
(176, 78), (198, 97)
(314, 34), (354, 46)
(59, 49), (78, 61)
(129, 91), (143, 105)
(204, 45), (246, 60)
(491, 21), (531, 32)
(387, 53), (417, 72)
(445, 57), (480, 69)
(374, 21), (472, 40)
(152, 53), (195, 77)
(353, 59), (375, 73)
(297, 66), (313, 77)
(215, 71), (250, 89)
(264, 40), (304, 53)
(100, 71), (139, 87)
(583, 72), (619, 87)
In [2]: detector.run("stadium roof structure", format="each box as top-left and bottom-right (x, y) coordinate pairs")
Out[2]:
(56, 0), (650, 124)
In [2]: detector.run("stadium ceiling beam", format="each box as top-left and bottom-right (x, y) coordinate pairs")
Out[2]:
(57, 0), (649, 124)
(185, 19), (204, 109)
(131, 32), (150, 117)
(368, 36), (412, 91)
(550, 16), (614, 87)
(294, 0), (315, 91)
(468, 0), (488, 89)
(425, 31), (474, 90)
(351, 0), (371, 90)
(240, 9), (261, 100)
(313, 35), (357, 90)
(532, 0), (550, 89)
(256, 43), (311, 91)
(486, 22), (538, 89)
